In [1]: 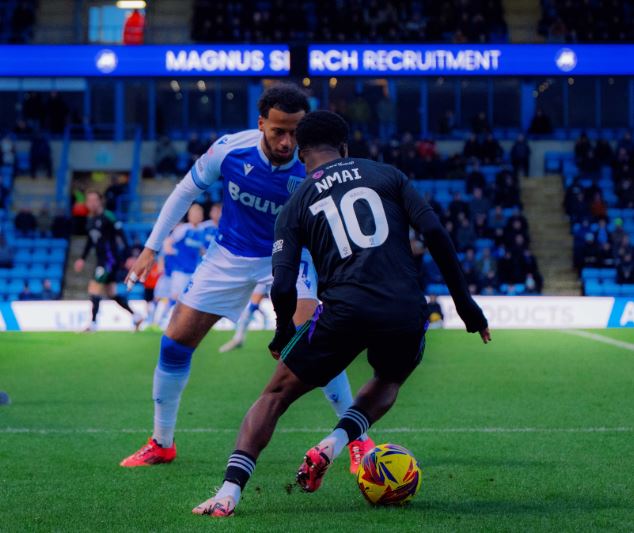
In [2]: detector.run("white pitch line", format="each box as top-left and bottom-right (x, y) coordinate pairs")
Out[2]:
(0, 427), (632, 435)
(559, 329), (634, 352)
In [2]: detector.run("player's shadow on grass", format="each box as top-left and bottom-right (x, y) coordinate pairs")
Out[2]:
(417, 496), (627, 515)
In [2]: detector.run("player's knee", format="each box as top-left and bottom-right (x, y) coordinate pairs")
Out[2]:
(158, 335), (195, 375)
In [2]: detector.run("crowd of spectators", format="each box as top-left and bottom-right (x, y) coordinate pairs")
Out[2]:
(565, 131), (634, 284)
(191, 0), (507, 43)
(0, 1), (36, 44)
(539, 0), (634, 43)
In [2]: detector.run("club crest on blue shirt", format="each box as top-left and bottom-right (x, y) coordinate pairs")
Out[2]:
(287, 175), (303, 194)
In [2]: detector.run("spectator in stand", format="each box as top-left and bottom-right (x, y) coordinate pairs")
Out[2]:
(473, 212), (490, 238)
(456, 216), (477, 252)
(524, 273), (539, 295)
(595, 218), (610, 246)
(449, 191), (469, 222)
(616, 178), (634, 208)
(469, 187), (491, 220)
(401, 146), (423, 180)
(617, 131), (634, 155)
(186, 132), (206, 167)
(29, 133), (53, 178)
(611, 218), (627, 249)
(612, 147), (632, 182)
(617, 253), (634, 284)
(594, 137), (613, 167)
(10, 1), (36, 43)
(495, 171), (521, 208)
(22, 92), (43, 131)
(480, 269), (499, 295)
(466, 160), (486, 193)
(463, 133), (481, 160)
(505, 218), (530, 249)
(522, 249), (542, 292)
(598, 241), (615, 268)
(40, 279), (56, 300)
(0, 234), (12, 268)
(367, 140), (382, 162)
(510, 134), (531, 177)
(18, 281), (35, 301)
(574, 132), (592, 165)
(155, 136), (178, 177)
(15, 208), (37, 236)
(426, 295), (444, 328)
(589, 192), (607, 220)
(477, 247), (497, 275)
(528, 108), (553, 135)
(616, 234), (633, 262)
(482, 133), (503, 164)
(348, 91), (372, 133)
(581, 232), (601, 269)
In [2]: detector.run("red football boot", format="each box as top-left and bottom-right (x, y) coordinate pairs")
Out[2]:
(296, 445), (332, 493)
(119, 437), (176, 467)
(348, 438), (376, 475)
(192, 496), (235, 518)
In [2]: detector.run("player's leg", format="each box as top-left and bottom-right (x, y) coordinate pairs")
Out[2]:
(106, 281), (143, 330)
(219, 287), (267, 353)
(193, 316), (363, 517)
(85, 279), (104, 331)
(297, 327), (426, 492)
(193, 359), (315, 517)
(294, 254), (373, 472)
(120, 302), (221, 467)
(121, 241), (264, 467)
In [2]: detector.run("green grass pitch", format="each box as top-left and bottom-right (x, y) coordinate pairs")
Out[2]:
(1, 329), (634, 532)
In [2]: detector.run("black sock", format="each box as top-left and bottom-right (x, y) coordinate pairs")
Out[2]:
(224, 449), (257, 490)
(113, 295), (134, 315)
(90, 295), (101, 322)
(334, 406), (372, 442)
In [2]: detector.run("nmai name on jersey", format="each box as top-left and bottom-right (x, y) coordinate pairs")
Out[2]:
(315, 167), (363, 193)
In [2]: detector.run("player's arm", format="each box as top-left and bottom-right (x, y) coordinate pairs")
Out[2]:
(400, 176), (490, 343)
(126, 145), (224, 289)
(269, 202), (303, 359)
(74, 234), (93, 273)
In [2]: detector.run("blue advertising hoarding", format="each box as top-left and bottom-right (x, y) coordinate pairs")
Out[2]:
(0, 45), (290, 76)
(309, 44), (634, 76)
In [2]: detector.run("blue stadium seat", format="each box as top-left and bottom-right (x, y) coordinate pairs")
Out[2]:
(49, 249), (66, 263)
(620, 285), (634, 296)
(14, 238), (34, 249)
(7, 280), (23, 293)
(0, 280), (7, 292)
(10, 266), (29, 280)
(584, 280), (603, 295)
(15, 249), (31, 262)
(45, 264), (64, 278)
(0, 270), (10, 279)
(29, 264), (47, 279)
(49, 279), (61, 295)
(31, 249), (50, 263)
(475, 239), (493, 250)
(426, 283), (449, 295)
(29, 279), (43, 294)
(581, 268), (602, 281)
(47, 239), (68, 249)
(602, 281), (621, 296)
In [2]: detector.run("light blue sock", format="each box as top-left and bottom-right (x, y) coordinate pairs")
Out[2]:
(321, 370), (368, 441)
(152, 335), (194, 447)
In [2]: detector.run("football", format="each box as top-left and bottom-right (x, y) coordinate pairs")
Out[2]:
(356, 443), (422, 506)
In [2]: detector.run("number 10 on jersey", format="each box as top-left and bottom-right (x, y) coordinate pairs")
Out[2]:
(309, 187), (389, 258)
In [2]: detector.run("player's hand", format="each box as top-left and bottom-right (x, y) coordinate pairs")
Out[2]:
(479, 327), (491, 344)
(74, 258), (85, 273)
(125, 247), (156, 291)
(268, 322), (296, 360)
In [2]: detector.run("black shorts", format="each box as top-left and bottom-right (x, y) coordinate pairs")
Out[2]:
(144, 287), (155, 302)
(280, 308), (426, 387)
(93, 264), (116, 285)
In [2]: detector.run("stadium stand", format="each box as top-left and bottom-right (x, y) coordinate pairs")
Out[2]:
(191, 0), (508, 43)
(0, 0), (37, 44)
(560, 131), (634, 296)
(539, 0), (634, 43)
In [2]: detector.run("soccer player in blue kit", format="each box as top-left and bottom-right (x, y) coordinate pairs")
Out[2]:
(121, 84), (374, 470)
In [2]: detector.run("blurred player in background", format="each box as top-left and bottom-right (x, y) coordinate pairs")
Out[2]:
(218, 282), (271, 353)
(199, 202), (222, 248)
(165, 203), (206, 303)
(121, 84), (373, 472)
(74, 190), (142, 332)
(193, 111), (489, 517)
(142, 260), (163, 329)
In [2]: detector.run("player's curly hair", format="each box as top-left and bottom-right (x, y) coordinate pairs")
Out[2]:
(257, 83), (310, 118)
(296, 110), (349, 151)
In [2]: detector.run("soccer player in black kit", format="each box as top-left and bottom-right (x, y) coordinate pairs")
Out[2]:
(74, 190), (142, 331)
(192, 111), (490, 518)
